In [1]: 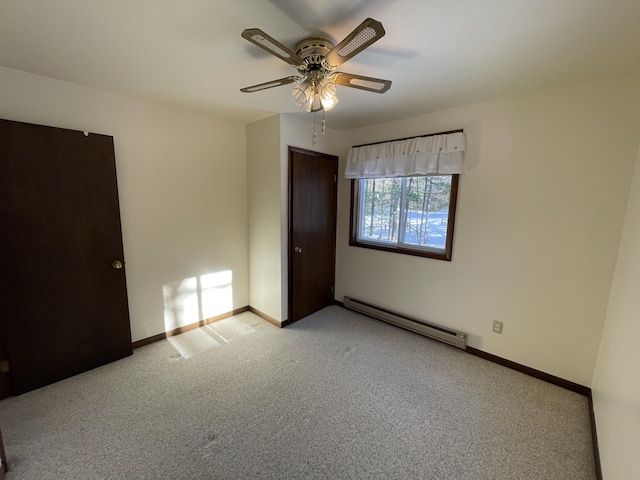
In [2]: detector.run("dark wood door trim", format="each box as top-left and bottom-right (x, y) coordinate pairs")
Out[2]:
(287, 146), (338, 324)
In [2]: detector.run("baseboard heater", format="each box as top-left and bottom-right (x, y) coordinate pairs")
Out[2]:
(343, 296), (468, 350)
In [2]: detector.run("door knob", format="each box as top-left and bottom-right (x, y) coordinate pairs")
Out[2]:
(294, 247), (303, 253)
(112, 260), (123, 269)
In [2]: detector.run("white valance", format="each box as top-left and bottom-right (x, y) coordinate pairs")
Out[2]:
(344, 132), (465, 179)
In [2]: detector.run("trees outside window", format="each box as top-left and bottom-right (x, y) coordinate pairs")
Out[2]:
(350, 174), (459, 261)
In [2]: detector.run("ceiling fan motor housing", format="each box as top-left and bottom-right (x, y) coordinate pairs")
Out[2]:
(295, 38), (335, 71)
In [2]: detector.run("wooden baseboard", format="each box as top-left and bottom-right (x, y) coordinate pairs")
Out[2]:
(248, 306), (288, 327)
(132, 306), (249, 349)
(465, 346), (590, 396)
(588, 393), (603, 480)
(132, 305), (292, 349)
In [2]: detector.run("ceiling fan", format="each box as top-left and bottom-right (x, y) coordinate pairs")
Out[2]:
(240, 18), (392, 113)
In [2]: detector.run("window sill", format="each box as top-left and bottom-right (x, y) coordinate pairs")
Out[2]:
(349, 238), (452, 261)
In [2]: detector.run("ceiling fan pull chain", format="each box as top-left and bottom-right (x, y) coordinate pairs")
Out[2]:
(322, 109), (326, 135)
(313, 111), (317, 146)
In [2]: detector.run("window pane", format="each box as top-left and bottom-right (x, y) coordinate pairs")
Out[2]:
(359, 178), (402, 243)
(403, 176), (452, 250)
(351, 174), (458, 261)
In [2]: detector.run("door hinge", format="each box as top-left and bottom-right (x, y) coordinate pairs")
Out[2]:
(334, 174), (337, 182)
(331, 285), (334, 294)
(0, 361), (9, 373)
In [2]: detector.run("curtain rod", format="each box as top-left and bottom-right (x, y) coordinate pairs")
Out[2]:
(352, 129), (463, 149)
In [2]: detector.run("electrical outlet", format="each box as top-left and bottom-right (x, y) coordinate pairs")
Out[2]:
(493, 320), (503, 334)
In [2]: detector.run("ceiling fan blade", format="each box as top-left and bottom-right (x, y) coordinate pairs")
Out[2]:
(240, 76), (300, 93)
(334, 73), (391, 93)
(241, 28), (305, 67)
(324, 18), (385, 68)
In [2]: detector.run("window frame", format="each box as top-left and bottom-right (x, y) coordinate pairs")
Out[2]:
(349, 174), (460, 261)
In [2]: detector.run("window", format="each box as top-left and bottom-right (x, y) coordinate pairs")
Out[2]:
(350, 174), (459, 261)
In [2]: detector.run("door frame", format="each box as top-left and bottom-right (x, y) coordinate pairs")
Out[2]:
(287, 146), (338, 324)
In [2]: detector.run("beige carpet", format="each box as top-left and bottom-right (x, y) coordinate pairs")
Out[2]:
(0, 306), (596, 479)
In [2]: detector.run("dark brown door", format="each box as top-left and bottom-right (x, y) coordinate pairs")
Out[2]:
(288, 147), (338, 323)
(0, 119), (132, 395)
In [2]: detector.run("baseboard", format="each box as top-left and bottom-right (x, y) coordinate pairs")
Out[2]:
(588, 393), (603, 480)
(132, 306), (249, 349)
(132, 332), (167, 350)
(248, 306), (288, 328)
(132, 305), (291, 349)
(466, 346), (591, 397)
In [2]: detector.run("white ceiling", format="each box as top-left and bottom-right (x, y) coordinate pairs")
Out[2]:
(1, 0), (639, 131)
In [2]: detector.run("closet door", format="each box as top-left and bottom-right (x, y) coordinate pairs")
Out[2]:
(0, 119), (132, 395)
(288, 147), (338, 323)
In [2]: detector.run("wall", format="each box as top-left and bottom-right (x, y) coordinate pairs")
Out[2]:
(247, 115), (281, 320)
(591, 142), (640, 480)
(336, 72), (640, 386)
(246, 114), (342, 323)
(0, 66), (248, 342)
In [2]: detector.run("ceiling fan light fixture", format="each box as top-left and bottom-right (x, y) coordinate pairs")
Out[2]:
(321, 95), (338, 111)
(318, 77), (338, 111)
(292, 79), (314, 109)
(308, 92), (323, 113)
(292, 76), (338, 112)
(318, 77), (336, 98)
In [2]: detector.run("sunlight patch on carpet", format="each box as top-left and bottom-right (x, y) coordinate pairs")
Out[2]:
(168, 328), (220, 359)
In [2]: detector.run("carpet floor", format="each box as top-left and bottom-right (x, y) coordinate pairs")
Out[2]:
(0, 306), (596, 479)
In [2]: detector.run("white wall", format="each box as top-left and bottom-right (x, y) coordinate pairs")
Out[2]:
(246, 114), (342, 322)
(0, 67), (249, 342)
(336, 72), (640, 386)
(247, 115), (281, 320)
(592, 142), (640, 480)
